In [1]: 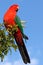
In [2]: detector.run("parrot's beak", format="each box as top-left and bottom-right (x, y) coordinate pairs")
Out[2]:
(16, 6), (19, 12)
(16, 9), (18, 12)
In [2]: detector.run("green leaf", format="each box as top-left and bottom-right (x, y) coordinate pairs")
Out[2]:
(0, 23), (18, 62)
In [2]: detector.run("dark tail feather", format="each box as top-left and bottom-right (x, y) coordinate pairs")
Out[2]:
(18, 41), (30, 64)
(15, 37), (30, 64)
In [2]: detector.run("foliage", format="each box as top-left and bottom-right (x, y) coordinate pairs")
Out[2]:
(0, 23), (18, 62)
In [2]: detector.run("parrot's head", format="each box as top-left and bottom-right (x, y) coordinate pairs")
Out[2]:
(3, 4), (19, 22)
(9, 4), (19, 12)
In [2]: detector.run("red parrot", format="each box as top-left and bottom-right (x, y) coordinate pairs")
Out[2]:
(3, 4), (30, 64)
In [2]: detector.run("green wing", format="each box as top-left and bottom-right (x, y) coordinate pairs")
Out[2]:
(15, 15), (23, 34)
(14, 15), (28, 40)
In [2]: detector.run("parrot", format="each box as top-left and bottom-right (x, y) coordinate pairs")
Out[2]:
(3, 4), (30, 64)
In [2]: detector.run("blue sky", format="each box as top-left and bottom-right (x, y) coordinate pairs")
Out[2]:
(0, 0), (43, 65)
